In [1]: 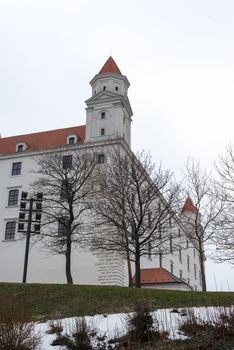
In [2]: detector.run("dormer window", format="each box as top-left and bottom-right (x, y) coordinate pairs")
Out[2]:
(69, 137), (75, 145)
(101, 112), (105, 119)
(17, 145), (23, 152)
(16, 142), (27, 153)
(67, 134), (78, 145)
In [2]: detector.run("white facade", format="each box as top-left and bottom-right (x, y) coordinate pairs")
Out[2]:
(0, 57), (202, 290)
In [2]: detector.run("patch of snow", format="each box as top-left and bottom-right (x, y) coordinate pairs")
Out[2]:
(35, 306), (233, 350)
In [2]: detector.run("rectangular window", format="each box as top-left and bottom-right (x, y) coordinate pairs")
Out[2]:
(62, 155), (72, 170)
(170, 236), (173, 253)
(159, 252), (163, 267)
(97, 154), (105, 164)
(11, 162), (21, 176)
(5, 221), (16, 240)
(199, 271), (202, 285)
(194, 264), (197, 279)
(170, 260), (174, 274)
(148, 212), (152, 228)
(148, 242), (152, 260)
(179, 270), (183, 279)
(158, 227), (162, 239)
(8, 189), (19, 206)
(101, 128), (105, 136)
(17, 145), (23, 152)
(187, 278), (190, 286)
(101, 112), (105, 119)
(158, 202), (161, 212)
(178, 228), (181, 238)
(186, 239), (189, 248)
(187, 256), (190, 272)
(179, 248), (182, 263)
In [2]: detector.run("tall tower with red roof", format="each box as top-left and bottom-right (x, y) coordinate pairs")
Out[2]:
(85, 57), (133, 147)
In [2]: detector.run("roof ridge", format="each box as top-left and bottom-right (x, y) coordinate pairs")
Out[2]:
(1, 125), (85, 140)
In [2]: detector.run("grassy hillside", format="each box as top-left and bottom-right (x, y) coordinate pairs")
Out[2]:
(0, 283), (233, 321)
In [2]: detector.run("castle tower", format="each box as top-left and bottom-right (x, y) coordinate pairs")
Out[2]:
(180, 196), (201, 243)
(85, 57), (133, 147)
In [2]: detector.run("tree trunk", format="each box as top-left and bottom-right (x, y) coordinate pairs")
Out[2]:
(199, 242), (206, 291)
(135, 245), (141, 288)
(66, 234), (73, 284)
(126, 251), (133, 287)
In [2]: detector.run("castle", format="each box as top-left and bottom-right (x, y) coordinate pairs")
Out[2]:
(0, 57), (202, 290)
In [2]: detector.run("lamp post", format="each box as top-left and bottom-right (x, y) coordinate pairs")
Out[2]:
(18, 192), (43, 283)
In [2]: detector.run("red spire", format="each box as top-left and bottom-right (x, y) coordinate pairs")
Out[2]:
(99, 56), (122, 75)
(181, 197), (197, 213)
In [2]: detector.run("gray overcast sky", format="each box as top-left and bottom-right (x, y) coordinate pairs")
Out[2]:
(0, 0), (233, 290)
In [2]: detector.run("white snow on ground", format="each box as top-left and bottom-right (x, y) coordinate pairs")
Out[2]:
(35, 306), (233, 350)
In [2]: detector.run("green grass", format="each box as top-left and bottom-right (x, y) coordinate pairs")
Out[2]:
(0, 283), (233, 321)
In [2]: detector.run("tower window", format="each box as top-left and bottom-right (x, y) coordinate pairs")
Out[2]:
(103, 86), (106, 90)
(115, 86), (118, 91)
(101, 128), (105, 136)
(101, 112), (105, 119)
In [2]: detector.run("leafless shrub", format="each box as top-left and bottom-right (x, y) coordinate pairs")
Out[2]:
(109, 300), (168, 349)
(51, 316), (107, 349)
(0, 304), (41, 350)
(179, 307), (234, 349)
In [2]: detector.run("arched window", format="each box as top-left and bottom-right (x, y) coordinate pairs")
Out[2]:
(67, 134), (79, 145)
(16, 142), (27, 152)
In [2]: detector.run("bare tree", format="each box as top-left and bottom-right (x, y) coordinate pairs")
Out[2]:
(89, 148), (181, 288)
(214, 145), (234, 265)
(181, 158), (224, 291)
(31, 150), (96, 284)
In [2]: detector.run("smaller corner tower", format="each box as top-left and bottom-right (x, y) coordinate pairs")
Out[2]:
(85, 57), (133, 147)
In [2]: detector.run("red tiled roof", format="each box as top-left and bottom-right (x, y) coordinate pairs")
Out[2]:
(132, 268), (182, 285)
(0, 125), (86, 155)
(181, 197), (197, 213)
(99, 56), (122, 75)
